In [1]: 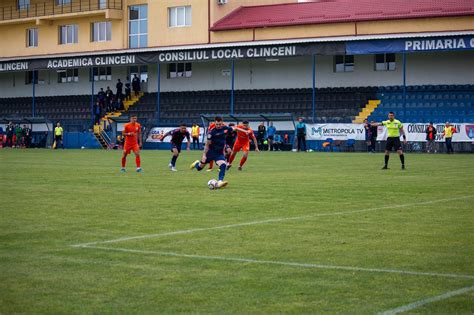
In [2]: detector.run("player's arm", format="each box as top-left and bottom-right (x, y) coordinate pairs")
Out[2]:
(251, 133), (260, 152)
(233, 126), (248, 134)
(186, 133), (191, 151)
(371, 122), (383, 127)
(138, 128), (142, 148)
(160, 130), (171, 142)
(400, 126), (407, 144)
(202, 139), (211, 162)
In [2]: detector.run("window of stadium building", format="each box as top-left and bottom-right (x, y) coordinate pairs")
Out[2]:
(90, 67), (112, 81)
(27, 28), (38, 48)
(59, 25), (78, 45)
(91, 22), (111, 42)
(334, 55), (354, 72)
(25, 71), (38, 85)
(129, 66), (148, 82)
(56, 0), (71, 5)
(58, 69), (79, 83)
(375, 53), (396, 71)
(168, 6), (192, 27)
(168, 63), (192, 79)
(129, 5), (147, 48)
(18, 0), (30, 10)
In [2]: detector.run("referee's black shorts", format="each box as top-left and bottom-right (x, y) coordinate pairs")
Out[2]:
(385, 137), (402, 151)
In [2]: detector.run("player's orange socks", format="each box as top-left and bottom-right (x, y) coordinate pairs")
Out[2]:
(121, 156), (126, 167)
(209, 160), (214, 169)
(239, 156), (247, 167)
(228, 153), (236, 165)
(136, 156), (141, 168)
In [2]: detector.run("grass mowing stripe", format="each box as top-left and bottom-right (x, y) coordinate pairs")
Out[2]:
(80, 246), (474, 280)
(71, 195), (473, 247)
(380, 285), (474, 314)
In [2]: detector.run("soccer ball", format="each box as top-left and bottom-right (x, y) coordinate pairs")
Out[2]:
(207, 179), (218, 190)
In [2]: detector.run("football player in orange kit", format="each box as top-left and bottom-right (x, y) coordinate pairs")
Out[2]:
(227, 120), (259, 171)
(121, 115), (142, 172)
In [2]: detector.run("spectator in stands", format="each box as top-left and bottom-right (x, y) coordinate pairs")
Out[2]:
(442, 122), (456, 154)
(132, 74), (141, 97)
(93, 101), (101, 125)
(23, 125), (32, 148)
(257, 122), (266, 150)
(116, 96), (125, 111)
(273, 133), (282, 151)
(116, 79), (123, 99)
(107, 97), (115, 113)
(191, 123), (200, 150)
(105, 86), (114, 111)
(6, 121), (14, 148)
(97, 88), (106, 108)
(364, 119), (371, 152)
(54, 122), (64, 149)
(425, 122), (437, 153)
(295, 117), (307, 152)
(14, 124), (23, 148)
(125, 81), (131, 101)
(369, 120), (378, 153)
(266, 122), (276, 151)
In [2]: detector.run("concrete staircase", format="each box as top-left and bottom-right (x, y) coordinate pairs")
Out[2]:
(353, 100), (381, 123)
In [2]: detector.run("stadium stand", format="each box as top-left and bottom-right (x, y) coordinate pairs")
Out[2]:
(0, 96), (91, 132)
(127, 87), (377, 126)
(2, 85), (472, 130)
(369, 84), (474, 123)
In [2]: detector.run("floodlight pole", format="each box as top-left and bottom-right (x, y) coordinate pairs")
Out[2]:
(312, 54), (316, 123)
(402, 53), (407, 120)
(32, 70), (36, 117)
(156, 63), (161, 126)
(231, 59), (235, 115)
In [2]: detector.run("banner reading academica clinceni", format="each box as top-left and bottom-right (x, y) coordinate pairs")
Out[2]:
(306, 123), (474, 142)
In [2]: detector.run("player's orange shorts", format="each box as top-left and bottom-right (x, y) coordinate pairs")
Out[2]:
(233, 140), (250, 153)
(124, 143), (140, 154)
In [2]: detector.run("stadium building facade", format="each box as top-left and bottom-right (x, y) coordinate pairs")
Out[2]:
(0, 0), (473, 149)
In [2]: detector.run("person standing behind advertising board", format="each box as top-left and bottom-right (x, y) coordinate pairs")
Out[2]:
(295, 118), (307, 152)
(425, 122), (437, 153)
(441, 121), (456, 154)
(191, 123), (200, 150)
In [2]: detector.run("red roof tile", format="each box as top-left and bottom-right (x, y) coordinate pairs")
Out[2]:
(211, 0), (474, 31)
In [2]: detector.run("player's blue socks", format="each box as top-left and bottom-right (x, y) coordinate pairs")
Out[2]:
(218, 163), (226, 181)
(171, 155), (178, 167)
(195, 163), (203, 171)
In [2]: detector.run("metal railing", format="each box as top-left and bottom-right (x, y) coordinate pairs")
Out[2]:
(1, 0), (122, 21)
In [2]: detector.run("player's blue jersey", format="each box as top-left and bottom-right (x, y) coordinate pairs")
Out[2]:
(208, 126), (233, 153)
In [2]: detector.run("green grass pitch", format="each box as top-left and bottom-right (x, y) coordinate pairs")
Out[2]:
(1, 149), (473, 313)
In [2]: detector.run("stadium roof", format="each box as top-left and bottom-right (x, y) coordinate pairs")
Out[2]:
(210, 0), (474, 31)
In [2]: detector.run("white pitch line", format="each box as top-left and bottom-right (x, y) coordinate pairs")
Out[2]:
(71, 195), (472, 248)
(82, 245), (474, 280)
(72, 196), (472, 247)
(380, 285), (474, 314)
